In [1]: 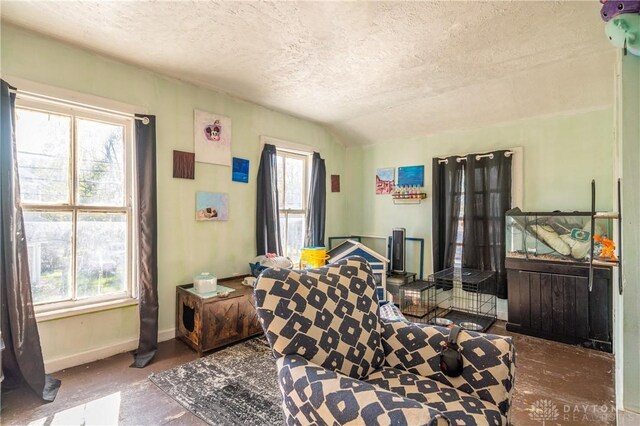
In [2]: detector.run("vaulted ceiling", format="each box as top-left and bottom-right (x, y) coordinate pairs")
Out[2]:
(1, 1), (616, 145)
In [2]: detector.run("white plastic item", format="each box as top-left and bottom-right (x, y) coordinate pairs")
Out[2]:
(253, 255), (294, 269)
(243, 276), (257, 287)
(194, 272), (217, 293)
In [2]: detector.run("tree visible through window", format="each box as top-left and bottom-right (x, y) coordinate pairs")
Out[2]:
(15, 100), (134, 308)
(276, 150), (308, 263)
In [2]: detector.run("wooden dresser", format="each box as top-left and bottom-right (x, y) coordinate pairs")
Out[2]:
(175, 277), (263, 356)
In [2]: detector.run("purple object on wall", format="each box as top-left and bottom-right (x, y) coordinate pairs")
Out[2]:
(600, 0), (640, 22)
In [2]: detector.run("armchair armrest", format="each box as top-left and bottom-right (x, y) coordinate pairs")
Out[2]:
(381, 319), (516, 418)
(277, 354), (449, 426)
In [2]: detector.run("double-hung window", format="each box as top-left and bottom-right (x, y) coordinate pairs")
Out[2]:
(276, 149), (309, 263)
(15, 97), (135, 313)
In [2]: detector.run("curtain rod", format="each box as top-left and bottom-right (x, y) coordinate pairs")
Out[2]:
(437, 151), (513, 164)
(8, 88), (150, 124)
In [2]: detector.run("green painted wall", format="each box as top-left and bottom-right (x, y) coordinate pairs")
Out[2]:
(345, 109), (615, 277)
(1, 24), (348, 367)
(620, 53), (640, 414)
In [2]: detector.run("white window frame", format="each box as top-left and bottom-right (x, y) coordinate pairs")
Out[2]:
(15, 95), (138, 319)
(276, 148), (311, 260)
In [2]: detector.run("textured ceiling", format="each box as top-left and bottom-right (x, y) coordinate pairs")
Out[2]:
(1, 1), (615, 146)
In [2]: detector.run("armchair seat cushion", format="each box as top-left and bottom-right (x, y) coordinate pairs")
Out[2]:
(366, 367), (506, 426)
(279, 355), (450, 426)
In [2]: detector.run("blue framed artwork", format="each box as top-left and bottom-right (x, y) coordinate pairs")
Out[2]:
(232, 157), (249, 183)
(398, 165), (424, 187)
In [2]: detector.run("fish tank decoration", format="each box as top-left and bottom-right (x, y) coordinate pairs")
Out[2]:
(506, 208), (613, 264)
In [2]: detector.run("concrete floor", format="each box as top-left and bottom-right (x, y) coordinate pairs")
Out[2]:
(1, 321), (616, 425)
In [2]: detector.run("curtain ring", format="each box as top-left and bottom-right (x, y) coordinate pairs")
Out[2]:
(456, 157), (462, 163)
(505, 151), (512, 157)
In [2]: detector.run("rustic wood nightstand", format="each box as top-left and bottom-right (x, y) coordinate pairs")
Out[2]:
(175, 277), (263, 356)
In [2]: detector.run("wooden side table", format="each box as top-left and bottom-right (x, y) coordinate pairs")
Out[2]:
(175, 277), (263, 356)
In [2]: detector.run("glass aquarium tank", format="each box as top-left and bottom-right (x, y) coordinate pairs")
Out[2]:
(506, 208), (613, 263)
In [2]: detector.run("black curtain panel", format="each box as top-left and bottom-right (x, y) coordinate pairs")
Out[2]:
(305, 152), (326, 247)
(431, 156), (464, 272)
(462, 150), (512, 299)
(131, 114), (159, 368)
(0, 80), (60, 401)
(256, 144), (282, 255)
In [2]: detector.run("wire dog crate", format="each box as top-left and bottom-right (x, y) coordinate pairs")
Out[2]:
(399, 280), (436, 318)
(399, 267), (497, 332)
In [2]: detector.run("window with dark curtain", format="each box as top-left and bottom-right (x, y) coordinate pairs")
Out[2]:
(433, 151), (512, 299)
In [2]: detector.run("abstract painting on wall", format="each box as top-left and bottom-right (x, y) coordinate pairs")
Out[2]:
(173, 150), (195, 179)
(376, 167), (395, 194)
(232, 157), (250, 183)
(398, 165), (424, 187)
(331, 175), (341, 192)
(194, 110), (232, 166)
(196, 191), (229, 221)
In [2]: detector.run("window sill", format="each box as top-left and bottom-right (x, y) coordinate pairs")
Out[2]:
(35, 298), (139, 322)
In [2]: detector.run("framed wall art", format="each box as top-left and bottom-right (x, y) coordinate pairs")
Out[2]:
(398, 165), (424, 187)
(173, 150), (195, 179)
(376, 167), (395, 194)
(232, 157), (250, 183)
(194, 110), (231, 166)
(196, 191), (229, 221)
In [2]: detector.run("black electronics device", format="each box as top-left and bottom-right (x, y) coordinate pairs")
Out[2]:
(392, 228), (406, 273)
(439, 325), (464, 377)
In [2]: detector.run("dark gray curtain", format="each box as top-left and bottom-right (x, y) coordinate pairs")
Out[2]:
(131, 114), (158, 368)
(462, 150), (512, 299)
(431, 156), (464, 272)
(0, 80), (60, 400)
(256, 144), (282, 255)
(305, 152), (326, 247)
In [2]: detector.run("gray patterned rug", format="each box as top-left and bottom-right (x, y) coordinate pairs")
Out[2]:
(149, 337), (284, 425)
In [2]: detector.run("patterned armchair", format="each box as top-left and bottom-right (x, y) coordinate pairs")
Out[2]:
(254, 257), (516, 426)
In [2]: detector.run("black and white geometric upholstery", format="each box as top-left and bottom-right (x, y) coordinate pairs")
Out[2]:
(255, 257), (516, 426)
(366, 367), (506, 425)
(381, 320), (516, 420)
(278, 354), (449, 426)
(254, 257), (385, 380)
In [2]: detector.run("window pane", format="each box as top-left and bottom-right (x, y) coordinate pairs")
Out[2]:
(276, 155), (284, 208)
(285, 157), (304, 209)
(77, 118), (125, 206)
(16, 108), (71, 204)
(23, 211), (72, 304)
(286, 213), (305, 263)
(76, 213), (127, 298)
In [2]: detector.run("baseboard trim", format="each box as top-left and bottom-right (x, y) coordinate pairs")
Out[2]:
(159, 327), (177, 342)
(44, 327), (176, 373)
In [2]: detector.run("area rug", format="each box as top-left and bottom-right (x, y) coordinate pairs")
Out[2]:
(149, 337), (284, 425)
